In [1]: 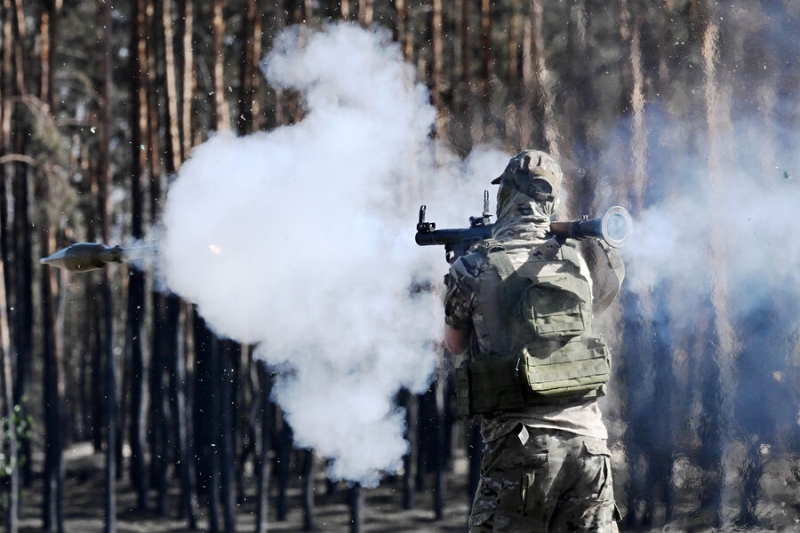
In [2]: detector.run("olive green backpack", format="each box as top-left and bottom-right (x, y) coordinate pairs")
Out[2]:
(455, 239), (611, 417)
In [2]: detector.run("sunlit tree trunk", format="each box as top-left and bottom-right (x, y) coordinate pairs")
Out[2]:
(430, 0), (444, 137)
(180, 0), (195, 157)
(358, 0), (372, 26)
(0, 2), (20, 531)
(471, 0), (492, 144)
(503, 0), (524, 148)
(394, 0), (412, 62)
(699, 1), (736, 526)
(529, 0), (559, 156)
(211, 0), (230, 131)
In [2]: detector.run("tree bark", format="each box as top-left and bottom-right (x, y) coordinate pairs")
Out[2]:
(529, 0), (559, 156)
(219, 341), (238, 533)
(349, 483), (363, 533)
(171, 299), (199, 528)
(128, 0), (150, 511)
(358, 0), (372, 26)
(211, 0), (230, 131)
(430, 0), (444, 137)
(11, 0), (34, 481)
(302, 448), (315, 531)
(97, 0), (117, 530)
(254, 359), (273, 533)
(0, 219), (18, 533)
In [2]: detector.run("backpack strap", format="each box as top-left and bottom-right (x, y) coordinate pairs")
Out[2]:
(477, 240), (528, 324)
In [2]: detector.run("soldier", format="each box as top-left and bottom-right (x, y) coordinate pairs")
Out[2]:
(444, 149), (625, 532)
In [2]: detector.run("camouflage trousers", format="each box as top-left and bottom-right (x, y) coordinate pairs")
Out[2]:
(469, 426), (620, 533)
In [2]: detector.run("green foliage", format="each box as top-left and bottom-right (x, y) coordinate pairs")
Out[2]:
(0, 401), (34, 478)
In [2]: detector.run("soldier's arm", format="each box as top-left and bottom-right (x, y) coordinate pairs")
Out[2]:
(443, 257), (476, 355)
(445, 325), (469, 355)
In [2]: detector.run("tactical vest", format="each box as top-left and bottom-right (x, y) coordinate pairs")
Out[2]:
(455, 239), (612, 417)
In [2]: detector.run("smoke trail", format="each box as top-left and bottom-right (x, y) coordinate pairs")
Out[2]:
(158, 23), (507, 487)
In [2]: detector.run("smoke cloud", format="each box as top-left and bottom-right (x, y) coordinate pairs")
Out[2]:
(615, 113), (800, 324)
(158, 23), (508, 487)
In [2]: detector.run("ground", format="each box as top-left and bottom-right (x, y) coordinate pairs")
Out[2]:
(14, 442), (800, 532)
(16, 441), (473, 533)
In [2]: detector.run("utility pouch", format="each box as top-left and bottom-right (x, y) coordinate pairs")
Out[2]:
(524, 273), (589, 339)
(521, 336), (611, 400)
(455, 355), (526, 417)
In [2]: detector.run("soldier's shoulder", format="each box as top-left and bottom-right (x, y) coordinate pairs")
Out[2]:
(452, 249), (491, 280)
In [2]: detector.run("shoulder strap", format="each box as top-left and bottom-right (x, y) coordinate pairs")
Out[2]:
(477, 239), (514, 279)
(478, 240), (528, 321)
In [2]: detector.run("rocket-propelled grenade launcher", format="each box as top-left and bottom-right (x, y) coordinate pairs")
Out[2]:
(40, 243), (156, 272)
(415, 191), (632, 262)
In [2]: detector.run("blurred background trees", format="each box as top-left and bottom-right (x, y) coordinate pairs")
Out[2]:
(1, 0), (799, 532)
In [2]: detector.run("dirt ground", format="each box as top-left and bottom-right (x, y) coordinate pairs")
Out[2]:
(14, 441), (800, 533)
(16, 441), (474, 533)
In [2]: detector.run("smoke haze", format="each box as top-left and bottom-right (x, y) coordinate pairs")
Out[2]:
(159, 23), (508, 487)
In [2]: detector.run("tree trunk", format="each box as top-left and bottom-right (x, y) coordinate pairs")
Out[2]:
(529, 0), (559, 156)
(398, 389), (416, 509)
(98, 0), (117, 530)
(193, 312), (221, 532)
(349, 483), (363, 533)
(430, 0), (444, 137)
(219, 341), (238, 533)
(171, 299), (199, 528)
(237, 0), (260, 134)
(254, 359), (274, 533)
(211, 0), (230, 131)
(358, 0), (372, 26)
(1, 4), (20, 532)
(432, 376), (445, 520)
(128, 0), (150, 511)
(41, 231), (64, 533)
(275, 409), (292, 521)
(0, 224), (18, 533)
(302, 448), (315, 531)
(699, 1), (735, 526)
(164, 0), (184, 170)
(179, 0), (195, 157)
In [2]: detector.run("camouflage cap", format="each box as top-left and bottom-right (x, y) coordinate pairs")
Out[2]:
(491, 150), (563, 201)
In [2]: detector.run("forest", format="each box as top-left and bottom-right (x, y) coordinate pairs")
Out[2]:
(2, 0), (800, 532)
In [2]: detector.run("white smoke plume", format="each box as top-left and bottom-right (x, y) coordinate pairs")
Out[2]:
(618, 134), (800, 310)
(159, 23), (508, 487)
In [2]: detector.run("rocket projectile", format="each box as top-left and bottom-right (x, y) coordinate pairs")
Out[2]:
(40, 243), (124, 272)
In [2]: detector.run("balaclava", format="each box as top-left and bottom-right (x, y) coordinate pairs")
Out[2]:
(491, 150), (563, 245)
